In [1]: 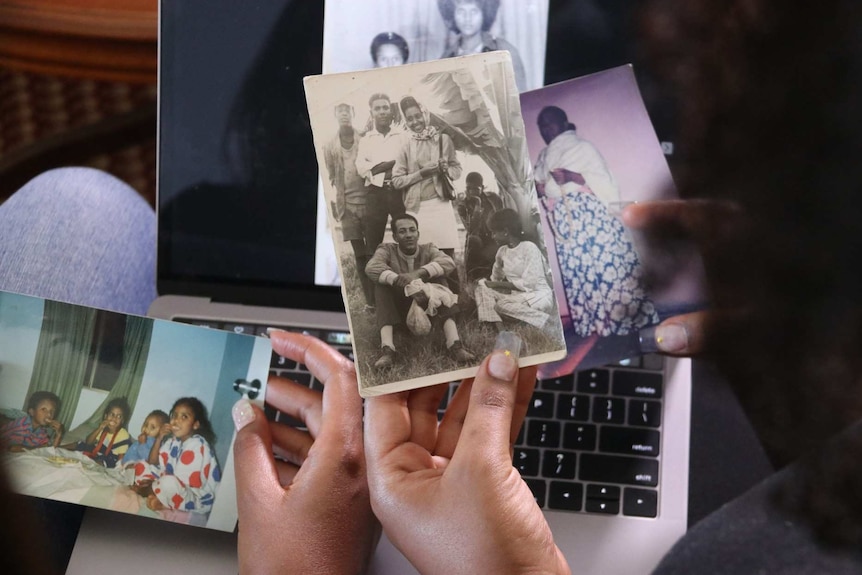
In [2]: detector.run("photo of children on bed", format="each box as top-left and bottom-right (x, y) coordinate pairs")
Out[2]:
(0, 291), (270, 532)
(305, 51), (567, 396)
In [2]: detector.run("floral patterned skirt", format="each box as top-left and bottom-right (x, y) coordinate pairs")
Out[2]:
(545, 192), (658, 337)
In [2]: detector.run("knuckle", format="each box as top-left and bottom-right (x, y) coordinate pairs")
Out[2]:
(474, 385), (514, 411)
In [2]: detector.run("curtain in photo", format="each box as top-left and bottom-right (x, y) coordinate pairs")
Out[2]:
(72, 315), (153, 435)
(25, 301), (96, 427)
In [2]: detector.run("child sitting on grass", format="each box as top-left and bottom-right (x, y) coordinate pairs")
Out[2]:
(0, 391), (64, 452)
(119, 409), (169, 468)
(133, 397), (221, 514)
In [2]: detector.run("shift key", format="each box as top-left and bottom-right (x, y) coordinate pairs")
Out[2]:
(579, 454), (659, 487)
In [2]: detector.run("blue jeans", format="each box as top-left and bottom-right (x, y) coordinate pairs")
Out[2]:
(0, 167), (157, 315)
(0, 167), (156, 572)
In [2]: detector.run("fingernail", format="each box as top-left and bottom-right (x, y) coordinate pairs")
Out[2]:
(640, 323), (688, 353)
(488, 331), (522, 381)
(265, 327), (288, 338)
(232, 399), (255, 431)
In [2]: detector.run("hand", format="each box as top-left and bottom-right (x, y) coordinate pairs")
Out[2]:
(365, 333), (571, 575)
(623, 199), (744, 357)
(419, 165), (438, 178)
(157, 423), (172, 440)
(550, 168), (585, 186)
(437, 158), (449, 172)
(410, 290), (430, 309)
(146, 493), (166, 511)
(232, 331), (378, 575)
(639, 311), (709, 356)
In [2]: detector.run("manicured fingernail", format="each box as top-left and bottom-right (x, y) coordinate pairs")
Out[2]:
(232, 399), (255, 431)
(640, 323), (688, 354)
(488, 331), (521, 380)
(265, 327), (288, 338)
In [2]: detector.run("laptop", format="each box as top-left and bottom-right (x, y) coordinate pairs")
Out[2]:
(73, 1), (692, 574)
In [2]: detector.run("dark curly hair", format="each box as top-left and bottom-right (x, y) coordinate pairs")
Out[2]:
(170, 397), (216, 447)
(27, 391), (60, 412)
(486, 208), (523, 238)
(370, 32), (409, 65)
(437, 0), (500, 33)
(103, 397), (131, 428)
(641, 0), (862, 548)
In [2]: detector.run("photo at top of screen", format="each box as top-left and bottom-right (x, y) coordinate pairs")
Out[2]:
(323, 0), (549, 92)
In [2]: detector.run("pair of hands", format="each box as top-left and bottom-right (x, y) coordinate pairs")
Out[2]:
(232, 200), (724, 573)
(233, 330), (567, 574)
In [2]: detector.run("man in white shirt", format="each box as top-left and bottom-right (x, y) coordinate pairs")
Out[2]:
(355, 93), (406, 254)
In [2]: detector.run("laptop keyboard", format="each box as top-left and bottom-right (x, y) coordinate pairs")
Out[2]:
(179, 318), (663, 519)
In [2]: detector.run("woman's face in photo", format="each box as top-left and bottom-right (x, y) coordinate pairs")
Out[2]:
(454, 2), (484, 37)
(404, 106), (426, 133)
(375, 43), (405, 68)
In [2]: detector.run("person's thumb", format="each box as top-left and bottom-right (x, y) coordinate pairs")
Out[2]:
(231, 399), (280, 510)
(452, 332), (522, 471)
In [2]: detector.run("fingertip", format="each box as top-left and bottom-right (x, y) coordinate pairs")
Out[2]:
(232, 398), (256, 432)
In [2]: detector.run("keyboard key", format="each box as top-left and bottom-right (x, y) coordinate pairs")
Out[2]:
(624, 488), (659, 518)
(224, 323), (255, 335)
(288, 372), (312, 387)
(579, 454), (659, 487)
(524, 478), (547, 507)
(592, 397), (626, 424)
(311, 377), (324, 392)
(527, 392), (555, 419)
(527, 420), (561, 448)
(613, 371), (663, 399)
(540, 374), (575, 392)
(617, 356), (642, 368)
(628, 400), (662, 428)
(271, 351), (297, 370)
(548, 481), (583, 511)
(586, 484), (620, 500)
(585, 498), (619, 514)
(577, 369), (610, 394)
(599, 427), (661, 457)
(541, 450), (576, 479)
(513, 448), (540, 476)
(563, 423), (597, 451)
(336, 346), (356, 362)
(557, 394), (590, 421)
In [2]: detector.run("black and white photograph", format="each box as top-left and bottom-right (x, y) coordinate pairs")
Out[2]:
(305, 51), (566, 396)
(314, 0), (550, 286)
(0, 291), (270, 532)
(322, 0), (548, 91)
(521, 65), (703, 378)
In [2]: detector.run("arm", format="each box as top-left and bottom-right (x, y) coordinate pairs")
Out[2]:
(365, 244), (398, 285)
(84, 419), (107, 445)
(420, 244), (456, 278)
(390, 141), (428, 190)
(354, 135), (374, 180)
(442, 133), (461, 181)
(148, 423), (171, 465)
(48, 420), (64, 448)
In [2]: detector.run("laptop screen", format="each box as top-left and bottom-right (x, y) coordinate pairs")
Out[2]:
(157, 0), (674, 312)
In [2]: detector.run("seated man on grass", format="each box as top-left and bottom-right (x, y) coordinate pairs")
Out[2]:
(365, 213), (476, 369)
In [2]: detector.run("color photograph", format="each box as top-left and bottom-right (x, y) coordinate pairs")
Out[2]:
(521, 65), (701, 377)
(0, 291), (270, 532)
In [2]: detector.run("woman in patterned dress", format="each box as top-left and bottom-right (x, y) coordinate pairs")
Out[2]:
(534, 105), (659, 336)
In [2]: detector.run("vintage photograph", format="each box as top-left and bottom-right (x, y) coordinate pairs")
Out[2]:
(322, 0), (548, 91)
(520, 65), (700, 378)
(0, 291), (270, 532)
(314, 0), (550, 286)
(305, 51), (566, 396)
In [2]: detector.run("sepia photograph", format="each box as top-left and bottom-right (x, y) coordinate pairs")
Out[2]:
(305, 51), (566, 396)
(520, 65), (701, 378)
(0, 291), (270, 532)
